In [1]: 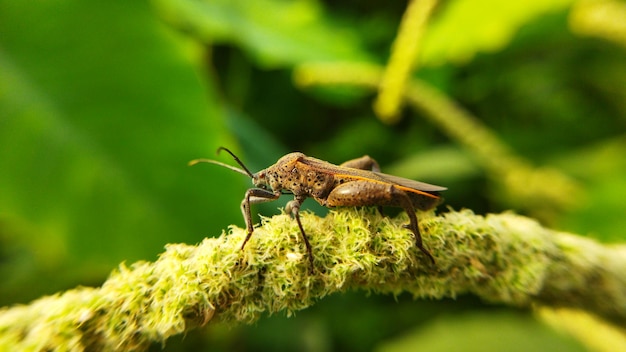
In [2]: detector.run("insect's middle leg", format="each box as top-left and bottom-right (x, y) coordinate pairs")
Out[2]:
(339, 155), (381, 172)
(240, 188), (281, 250)
(326, 181), (435, 264)
(285, 197), (314, 272)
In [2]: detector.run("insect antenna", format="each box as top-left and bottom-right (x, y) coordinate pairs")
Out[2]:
(188, 147), (255, 179)
(216, 147), (255, 178)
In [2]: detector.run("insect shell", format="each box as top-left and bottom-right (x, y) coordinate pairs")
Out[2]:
(190, 148), (446, 269)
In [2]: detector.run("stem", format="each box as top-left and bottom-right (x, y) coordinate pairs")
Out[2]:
(374, 0), (438, 122)
(1, 209), (624, 351)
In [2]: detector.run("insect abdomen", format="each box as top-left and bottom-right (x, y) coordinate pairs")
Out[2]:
(407, 191), (442, 210)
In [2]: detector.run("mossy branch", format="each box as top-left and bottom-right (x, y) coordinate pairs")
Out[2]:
(1, 209), (625, 351)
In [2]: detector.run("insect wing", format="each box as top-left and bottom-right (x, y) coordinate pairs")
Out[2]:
(296, 156), (446, 193)
(296, 156), (336, 169)
(372, 172), (447, 192)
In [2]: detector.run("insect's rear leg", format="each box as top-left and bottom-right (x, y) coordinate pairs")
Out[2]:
(393, 189), (436, 265)
(326, 181), (435, 264)
(285, 197), (314, 272)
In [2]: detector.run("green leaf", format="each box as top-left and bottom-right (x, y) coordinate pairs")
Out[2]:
(421, 0), (576, 65)
(153, 0), (373, 67)
(376, 311), (585, 352)
(0, 0), (241, 302)
(555, 138), (626, 242)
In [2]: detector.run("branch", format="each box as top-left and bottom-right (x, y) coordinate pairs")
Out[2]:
(1, 209), (624, 351)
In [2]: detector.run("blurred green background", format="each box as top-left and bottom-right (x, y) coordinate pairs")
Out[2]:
(1, 0), (624, 351)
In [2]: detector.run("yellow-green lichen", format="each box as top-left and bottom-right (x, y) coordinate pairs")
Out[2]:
(1, 208), (625, 351)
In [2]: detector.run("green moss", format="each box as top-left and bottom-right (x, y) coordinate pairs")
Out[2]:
(1, 209), (625, 351)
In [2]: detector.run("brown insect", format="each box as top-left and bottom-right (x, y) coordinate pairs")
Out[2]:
(190, 147), (446, 269)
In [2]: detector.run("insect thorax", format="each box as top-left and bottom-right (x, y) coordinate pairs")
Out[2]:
(267, 162), (334, 199)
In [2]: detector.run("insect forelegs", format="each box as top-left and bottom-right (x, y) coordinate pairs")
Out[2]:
(240, 188), (280, 250)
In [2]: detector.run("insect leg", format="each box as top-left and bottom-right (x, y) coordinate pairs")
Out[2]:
(339, 155), (381, 172)
(286, 197), (314, 272)
(240, 188), (281, 250)
(390, 187), (436, 265)
(326, 181), (435, 264)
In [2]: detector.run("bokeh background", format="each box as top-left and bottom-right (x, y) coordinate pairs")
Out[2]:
(1, 0), (625, 351)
